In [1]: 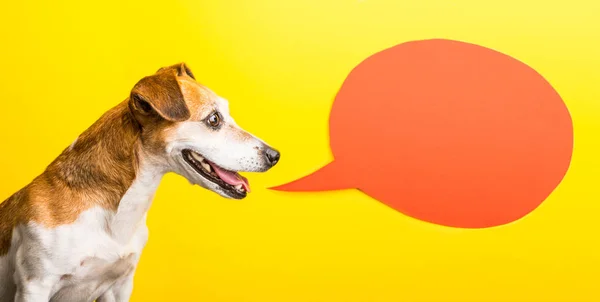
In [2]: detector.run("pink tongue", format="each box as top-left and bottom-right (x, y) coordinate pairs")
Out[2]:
(210, 163), (250, 192)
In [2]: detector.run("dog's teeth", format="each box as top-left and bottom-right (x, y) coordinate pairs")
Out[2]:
(235, 184), (243, 190)
(191, 152), (204, 162)
(201, 162), (211, 172)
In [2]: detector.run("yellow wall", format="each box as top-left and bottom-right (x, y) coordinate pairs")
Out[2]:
(0, 1), (598, 301)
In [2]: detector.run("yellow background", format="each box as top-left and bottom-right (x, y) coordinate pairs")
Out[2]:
(1, 1), (599, 301)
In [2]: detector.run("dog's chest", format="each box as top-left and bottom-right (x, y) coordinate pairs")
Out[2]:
(46, 207), (149, 282)
(40, 206), (148, 301)
(47, 170), (161, 292)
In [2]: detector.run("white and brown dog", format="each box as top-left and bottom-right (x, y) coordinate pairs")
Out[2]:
(0, 63), (280, 302)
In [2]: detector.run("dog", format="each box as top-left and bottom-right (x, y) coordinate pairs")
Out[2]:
(0, 63), (280, 302)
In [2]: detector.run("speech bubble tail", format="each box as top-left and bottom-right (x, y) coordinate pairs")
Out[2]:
(268, 162), (352, 192)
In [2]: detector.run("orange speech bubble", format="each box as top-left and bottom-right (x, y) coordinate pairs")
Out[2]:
(271, 39), (573, 228)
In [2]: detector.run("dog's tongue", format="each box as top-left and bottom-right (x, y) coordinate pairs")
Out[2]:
(210, 164), (250, 192)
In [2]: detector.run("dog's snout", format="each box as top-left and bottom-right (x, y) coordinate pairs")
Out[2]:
(264, 147), (280, 167)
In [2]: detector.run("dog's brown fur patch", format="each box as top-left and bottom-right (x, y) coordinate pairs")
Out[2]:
(0, 102), (140, 255)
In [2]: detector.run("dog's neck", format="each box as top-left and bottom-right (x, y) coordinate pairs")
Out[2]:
(111, 154), (164, 242)
(45, 101), (166, 234)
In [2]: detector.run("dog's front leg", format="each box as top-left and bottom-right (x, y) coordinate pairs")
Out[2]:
(14, 281), (55, 302)
(13, 246), (58, 302)
(14, 269), (57, 302)
(14, 269), (57, 301)
(96, 252), (139, 302)
(96, 273), (134, 302)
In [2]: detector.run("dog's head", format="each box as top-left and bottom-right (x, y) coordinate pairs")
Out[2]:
(128, 63), (280, 199)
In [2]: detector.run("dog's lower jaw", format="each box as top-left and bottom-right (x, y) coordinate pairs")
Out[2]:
(187, 175), (247, 200)
(175, 154), (248, 200)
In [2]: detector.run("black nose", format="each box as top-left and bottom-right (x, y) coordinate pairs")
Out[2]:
(264, 148), (280, 167)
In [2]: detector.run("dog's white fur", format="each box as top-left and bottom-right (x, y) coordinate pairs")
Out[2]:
(0, 89), (274, 301)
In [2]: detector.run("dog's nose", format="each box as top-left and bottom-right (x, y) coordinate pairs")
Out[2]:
(265, 148), (280, 167)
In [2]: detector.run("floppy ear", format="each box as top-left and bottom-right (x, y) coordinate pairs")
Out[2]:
(129, 70), (191, 122)
(156, 62), (195, 80)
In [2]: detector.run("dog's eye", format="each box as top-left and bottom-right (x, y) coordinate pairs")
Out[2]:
(206, 112), (222, 128)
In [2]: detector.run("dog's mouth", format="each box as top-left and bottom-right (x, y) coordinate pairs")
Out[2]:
(182, 149), (250, 199)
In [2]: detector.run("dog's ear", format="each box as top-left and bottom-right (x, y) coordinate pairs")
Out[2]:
(156, 62), (195, 80)
(129, 70), (191, 123)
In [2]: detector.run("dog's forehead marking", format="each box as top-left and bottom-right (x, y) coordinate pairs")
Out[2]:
(178, 78), (231, 121)
(215, 96), (231, 118)
(178, 78), (218, 121)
